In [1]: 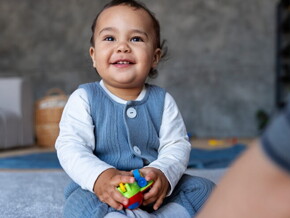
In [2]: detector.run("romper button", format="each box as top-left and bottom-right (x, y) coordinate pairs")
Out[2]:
(133, 146), (141, 155)
(127, 107), (137, 118)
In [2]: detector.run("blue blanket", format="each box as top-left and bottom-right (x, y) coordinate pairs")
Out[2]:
(0, 152), (61, 169)
(188, 144), (247, 169)
(0, 144), (246, 169)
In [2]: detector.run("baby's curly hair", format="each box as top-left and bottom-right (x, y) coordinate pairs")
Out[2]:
(90, 0), (167, 78)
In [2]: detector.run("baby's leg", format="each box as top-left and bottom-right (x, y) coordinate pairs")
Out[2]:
(105, 203), (192, 218)
(105, 209), (154, 218)
(163, 174), (215, 217)
(152, 202), (192, 218)
(63, 181), (125, 218)
(104, 212), (128, 218)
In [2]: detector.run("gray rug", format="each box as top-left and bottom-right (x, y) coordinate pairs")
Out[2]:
(0, 171), (70, 218)
(0, 169), (226, 218)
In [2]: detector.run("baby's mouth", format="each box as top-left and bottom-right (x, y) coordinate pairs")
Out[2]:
(114, 61), (132, 64)
(114, 61), (132, 65)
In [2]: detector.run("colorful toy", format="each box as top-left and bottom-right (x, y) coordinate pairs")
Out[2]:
(117, 169), (154, 210)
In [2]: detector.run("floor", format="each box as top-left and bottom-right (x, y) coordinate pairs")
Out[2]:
(0, 145), (55, 158)
(0, 138), (256, 158)
(190, 137), (255, 149)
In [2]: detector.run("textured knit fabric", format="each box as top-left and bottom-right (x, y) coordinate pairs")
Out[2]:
(63, 175), (215, 218)
(261, 101), (290, 173)
(62, 82), (215, 217)
(64, 181), (123, 218)
(79, 82), (165, 170)
(56, 80), (191, 193)
(162, 175), (215, 216)
(105, 203), (191, 218)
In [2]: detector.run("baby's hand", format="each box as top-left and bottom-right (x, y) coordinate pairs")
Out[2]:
(140, 167), (169, 210)
(93, 168), (135, 210)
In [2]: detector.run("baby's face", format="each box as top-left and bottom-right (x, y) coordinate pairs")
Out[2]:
(90, 5), (161, 90)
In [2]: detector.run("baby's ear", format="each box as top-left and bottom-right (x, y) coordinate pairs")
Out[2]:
(89, 47), (96, 67)
(152, 48), (161, 68)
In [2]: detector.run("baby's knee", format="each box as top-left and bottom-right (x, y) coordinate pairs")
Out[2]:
(63, 187), (109, 218)
(180, 174), (216, 196)
(170, 175), (216, 215)
(193, 176), (216, 196)
(64, 181), (80, 199)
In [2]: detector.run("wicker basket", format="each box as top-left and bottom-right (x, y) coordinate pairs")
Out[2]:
(35, 88), (68, 147)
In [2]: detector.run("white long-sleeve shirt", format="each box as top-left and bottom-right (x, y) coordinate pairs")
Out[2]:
(55, 80), (191, 195)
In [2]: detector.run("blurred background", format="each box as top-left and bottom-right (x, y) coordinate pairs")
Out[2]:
(0, 0), (284, 140)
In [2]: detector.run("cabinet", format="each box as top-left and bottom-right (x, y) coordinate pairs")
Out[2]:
(276, 0), (290, 108)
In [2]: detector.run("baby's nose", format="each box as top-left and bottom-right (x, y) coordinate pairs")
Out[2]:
(116, 42), (131, 53)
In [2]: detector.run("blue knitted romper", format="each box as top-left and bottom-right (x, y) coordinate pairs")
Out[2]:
(63, 82), (215, 218)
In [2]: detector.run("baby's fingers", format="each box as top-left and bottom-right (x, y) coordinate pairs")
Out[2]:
(153, 193), (166, 210)
(105, 198), (123, 210)
(144, 181), (161, 199)
(111, 174), (135, 186)
(102, 188), (129, 210)
(143, 170), (156, 182)
(143, 184), (161, 205)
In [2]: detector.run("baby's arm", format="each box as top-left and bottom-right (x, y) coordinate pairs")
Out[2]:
(146, 93), (191, 201)
(55, 88), (115, 192)
(56, 90), (135, 210)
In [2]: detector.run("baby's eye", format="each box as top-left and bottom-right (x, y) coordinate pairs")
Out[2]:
(104, 36), (115, 41)
(131, 36), (144, 42)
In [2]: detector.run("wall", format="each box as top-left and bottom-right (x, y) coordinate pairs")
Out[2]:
(0, 0), (278, 137)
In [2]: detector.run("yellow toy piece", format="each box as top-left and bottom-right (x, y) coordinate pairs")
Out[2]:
(119, 183), (126, 192)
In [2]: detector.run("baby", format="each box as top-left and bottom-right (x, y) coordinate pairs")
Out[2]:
(55, 0), (215, 217)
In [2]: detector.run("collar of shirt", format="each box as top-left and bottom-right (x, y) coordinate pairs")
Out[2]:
(99, 80), (147, 104)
